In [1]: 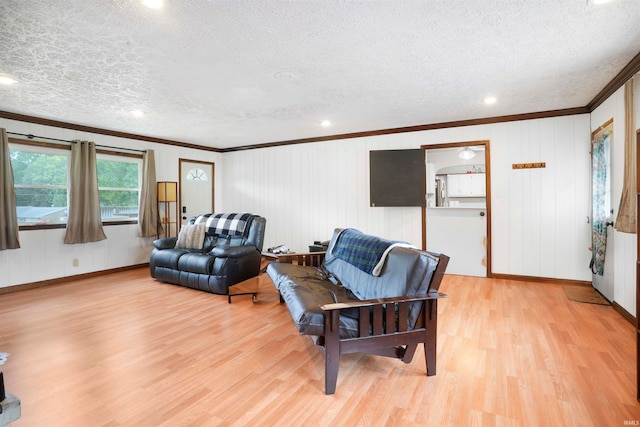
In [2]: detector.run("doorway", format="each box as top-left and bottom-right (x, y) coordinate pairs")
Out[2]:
(591, 119), (614, 300)
(421, 141), (492, 277)
(179, 159), (215, 227)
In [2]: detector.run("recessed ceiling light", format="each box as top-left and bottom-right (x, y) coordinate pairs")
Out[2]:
(321, 120), (331, 127)
(131, 110), (144, 117)
(0, 74), (18, 85)
(274, 71), (298, 80)
(141, 0), (163, 9)
(591, 0), (614, 4)
(484, 96), (497, 105)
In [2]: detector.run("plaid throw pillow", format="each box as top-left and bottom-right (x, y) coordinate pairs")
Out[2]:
(195, 213), (253, 236)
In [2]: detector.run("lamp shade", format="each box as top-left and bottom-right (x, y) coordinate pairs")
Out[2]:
(458, 148), (476, 160)
(157, 181), (177, 202)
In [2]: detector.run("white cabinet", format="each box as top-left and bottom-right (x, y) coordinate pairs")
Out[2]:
(447, 173), (486, 197)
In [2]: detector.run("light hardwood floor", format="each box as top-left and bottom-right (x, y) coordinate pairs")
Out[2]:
(0, 268), (639, 426)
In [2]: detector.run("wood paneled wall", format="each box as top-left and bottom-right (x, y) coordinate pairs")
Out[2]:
(222, 114), (592, 283)
(590, 81), (640, 317)
(0, 114), (596, 300)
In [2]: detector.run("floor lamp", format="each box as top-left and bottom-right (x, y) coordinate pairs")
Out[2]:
(157, 181), (178, 238)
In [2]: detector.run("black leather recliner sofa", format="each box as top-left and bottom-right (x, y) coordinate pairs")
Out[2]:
(150, 213), (266, 296)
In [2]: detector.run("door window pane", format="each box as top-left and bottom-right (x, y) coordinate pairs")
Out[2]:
(187, 168), (208, 181)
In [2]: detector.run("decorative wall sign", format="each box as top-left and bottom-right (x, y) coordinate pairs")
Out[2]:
(512, 162), (546, 169)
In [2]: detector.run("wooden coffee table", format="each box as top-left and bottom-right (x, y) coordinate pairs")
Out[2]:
(261, 250), (326, 268)
(227, 275), (262, 303)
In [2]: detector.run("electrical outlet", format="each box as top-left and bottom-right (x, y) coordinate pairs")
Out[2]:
(72, 258), (79, 267)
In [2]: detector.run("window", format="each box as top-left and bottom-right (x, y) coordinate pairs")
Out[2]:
(97, 154), (141, 221)
(9, 141), (142, 226)
(187, 168), (208, 181)
(10, 145), (69, 225)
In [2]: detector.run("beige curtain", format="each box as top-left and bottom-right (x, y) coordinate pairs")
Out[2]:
(0, 128), (20, 250)
(138, 149), (160, 237)
(64, 140), (107, 244)
(614, 76), (637, 234)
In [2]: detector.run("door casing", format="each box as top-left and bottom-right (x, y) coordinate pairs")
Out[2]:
(421, 140), (492, 277)
(178, 158), (215, 228)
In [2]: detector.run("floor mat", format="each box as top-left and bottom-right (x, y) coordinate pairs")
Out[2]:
(563, 286), (611, 306)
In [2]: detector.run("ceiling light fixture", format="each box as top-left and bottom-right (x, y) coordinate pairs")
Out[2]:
(458, 148), (476, 160)
(0, 74), (18, 85)
(274, 71), (298, 80)
(591, 0), (614, 4)
(484, 96), (497, 105)
(141, 0), (163, 9)
(321, 120), (331, 127)
(131, 110), (144, 117)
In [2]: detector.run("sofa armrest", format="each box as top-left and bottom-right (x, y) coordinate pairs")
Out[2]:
(210, 245), (258, 258)
(318, 291), (447, 394)
(320, 291), (447, 311)
(320, 291), (447, 338)
(153, 237), (178, 250)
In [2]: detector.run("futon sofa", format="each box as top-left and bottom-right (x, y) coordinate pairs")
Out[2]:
(150, 213), (266, 296)
(267, 228), (449, 394)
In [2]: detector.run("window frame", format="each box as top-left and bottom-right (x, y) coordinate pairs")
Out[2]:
(96, 152), (142, 224)
(8, 137), (143, 231)
(10, 141), (70, 228)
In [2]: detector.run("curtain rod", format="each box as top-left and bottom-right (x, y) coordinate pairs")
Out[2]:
(590, 118), (614, 140)
(7, 131), (146, 153)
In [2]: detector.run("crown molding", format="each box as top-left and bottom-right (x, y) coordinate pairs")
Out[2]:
(587, 50), (640, 112)
(0, 110), (222, 153)
(3, 48), (639, 153)
(221, 107), (589, 152)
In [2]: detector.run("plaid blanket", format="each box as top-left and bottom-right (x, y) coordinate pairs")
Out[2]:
(331, 228), (416, 276)
(194, 213), (253, 236)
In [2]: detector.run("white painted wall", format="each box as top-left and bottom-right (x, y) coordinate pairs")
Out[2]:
(590, 79), (640, 316)
(0, 117), (222, 288)
(0, 111), (608, 309)
(222, 114), (593, 283)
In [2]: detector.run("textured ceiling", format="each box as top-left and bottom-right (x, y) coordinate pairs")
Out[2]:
(0, 0), (639, 150)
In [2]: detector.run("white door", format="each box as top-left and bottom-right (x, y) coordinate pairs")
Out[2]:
(179, 160), (214, 226)
(592, 225), (614, 300)
(427, 208), (487, 276)
(425, 144), (489, 277)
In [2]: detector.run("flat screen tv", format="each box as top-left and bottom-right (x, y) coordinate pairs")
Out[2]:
(369, 149), (425, 207)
